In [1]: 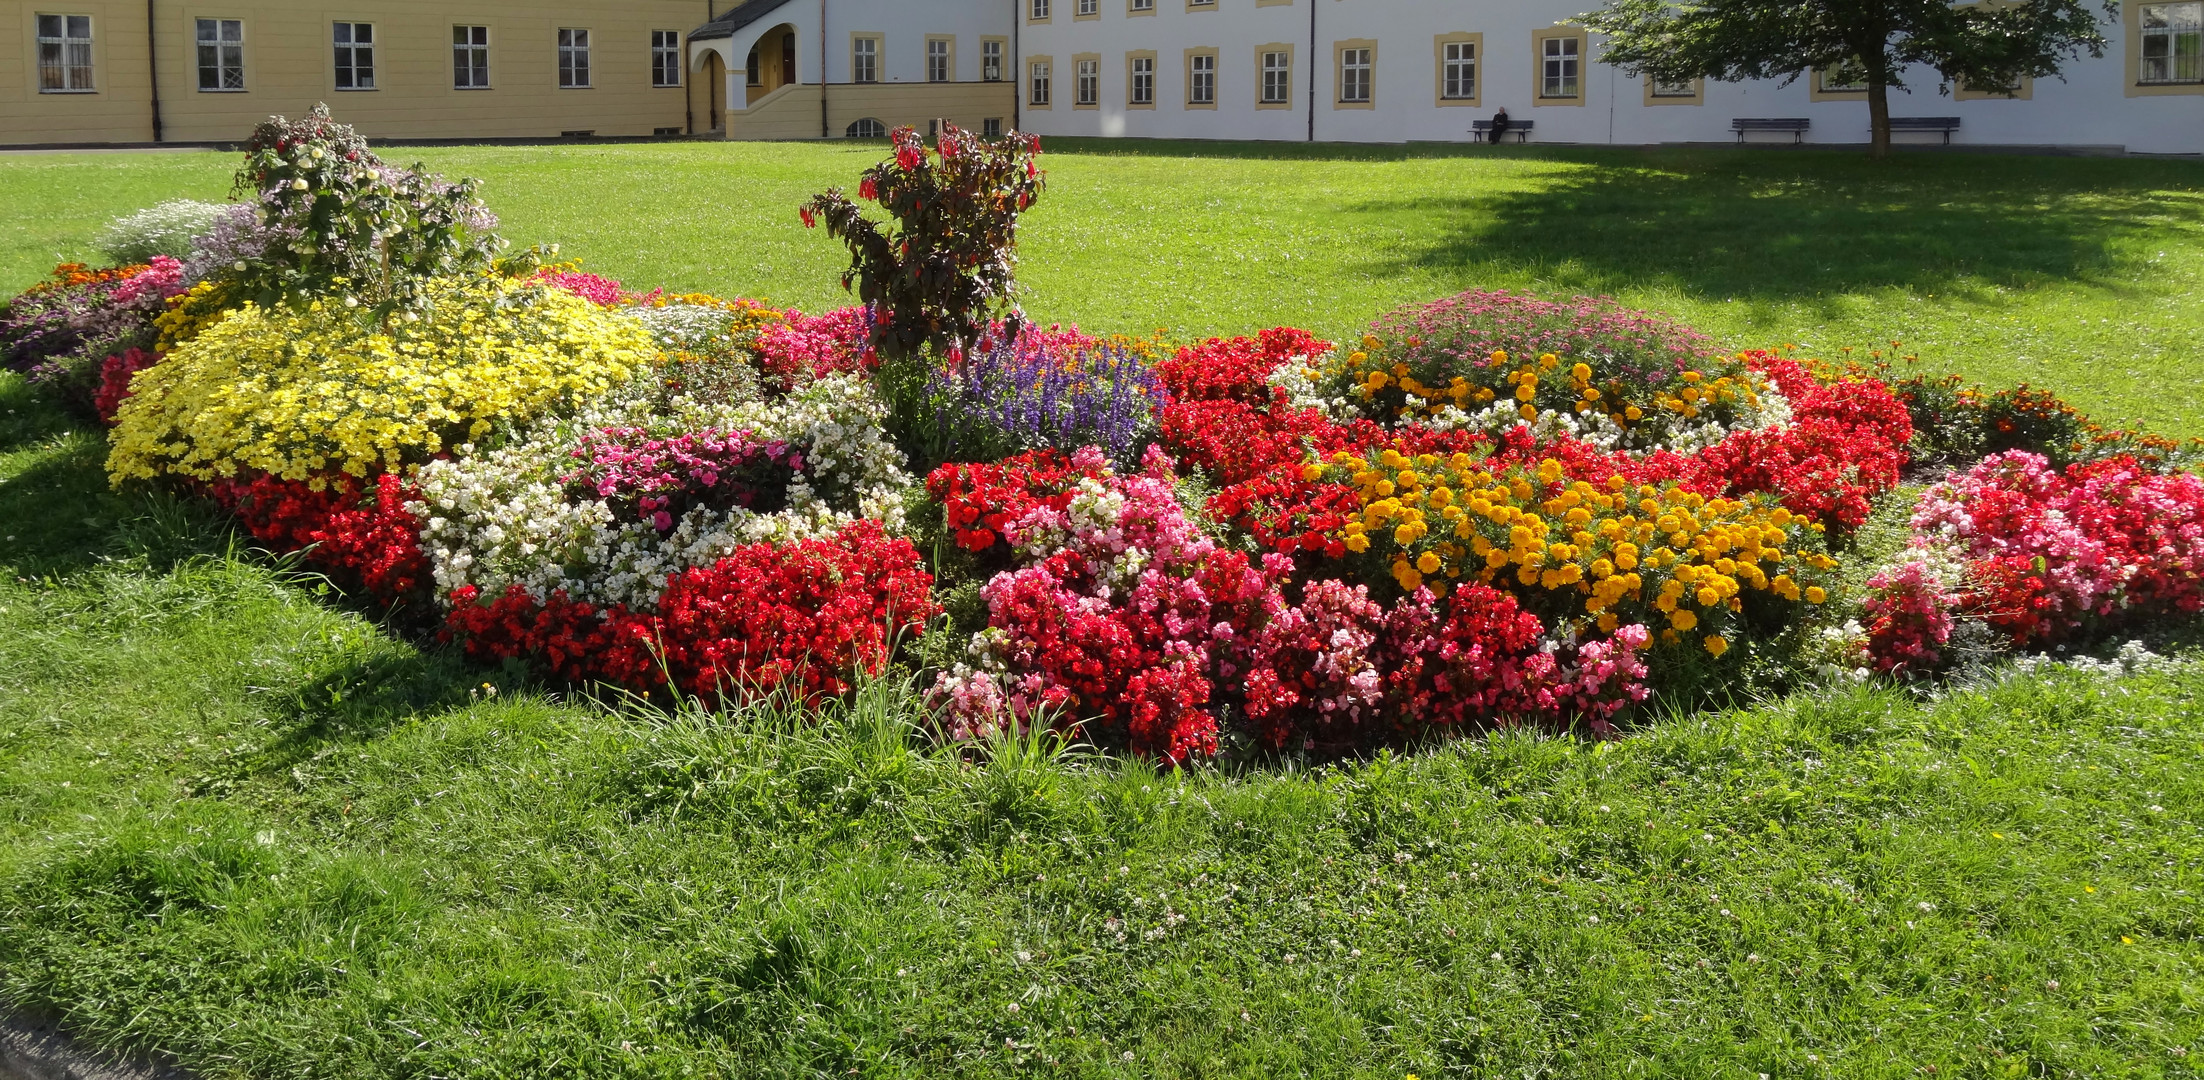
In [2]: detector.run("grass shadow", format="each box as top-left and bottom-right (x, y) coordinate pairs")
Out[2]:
(1359, 148), (2204, 302)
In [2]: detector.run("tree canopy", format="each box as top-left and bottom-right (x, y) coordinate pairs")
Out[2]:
(1579, 0), (2117, 155)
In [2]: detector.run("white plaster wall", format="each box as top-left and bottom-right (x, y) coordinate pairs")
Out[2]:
(1016, 0), (2204, 154)
(692, 0), (1016, 93)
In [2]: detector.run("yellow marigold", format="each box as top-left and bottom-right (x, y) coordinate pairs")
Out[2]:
(109, 275), (650, 486)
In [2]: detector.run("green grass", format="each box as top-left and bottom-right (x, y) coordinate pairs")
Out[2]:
(2, 141), (2200, 433)
(4, 142), (2204, 1077)
(1, 365), (2201, 1076)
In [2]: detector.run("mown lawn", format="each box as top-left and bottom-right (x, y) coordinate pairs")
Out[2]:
(2, 141), (2203, 1077)
(2, 140), (2201, 434)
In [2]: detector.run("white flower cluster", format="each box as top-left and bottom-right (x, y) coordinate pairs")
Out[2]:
(97, 199), (231, 265)
(410, 372), (910, 611)
(2011, 639), (2170, 678)
(630, 302), (740, 352)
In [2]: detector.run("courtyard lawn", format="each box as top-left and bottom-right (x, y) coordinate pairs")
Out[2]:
(3, 140), (2203, 1078)
(1, 140), (2200, 434)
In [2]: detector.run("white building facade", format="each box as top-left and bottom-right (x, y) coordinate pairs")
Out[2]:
(1010, 0), (2204, 154)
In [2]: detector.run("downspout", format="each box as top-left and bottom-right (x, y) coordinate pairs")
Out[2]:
(1305, 0), (1315, 142)
(820, 0), (829, 139)
(1011, 0), (1021, 132)
(146, 0), (163, 142)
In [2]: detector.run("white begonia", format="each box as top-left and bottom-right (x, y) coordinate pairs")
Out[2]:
(410, 372), (910, 612)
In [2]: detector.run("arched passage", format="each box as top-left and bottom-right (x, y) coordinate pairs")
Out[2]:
(747, 23), (799, 105)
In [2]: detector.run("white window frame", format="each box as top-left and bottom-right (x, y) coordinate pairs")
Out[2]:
(333, 21), (374, 91)
(1030, 60), (1051, 105)
(1817, 58), (1869, 93)
(196, 18), (243, 92)
(36, 14), (95, 93)
(2140, 2), (2204, 84)
(559, 27), (592, 88)
(1131, 0), (1155, 11)
(1188, 52), (1215, 104)
(926, 37), (951, 83)
(1650, 75), (1698, 97)
(982, 38), (1004, 82)
(847, 116), (886, 138)
(1261, 50), (1290, 104)
(1339, 47), (1371, 103)
(1440, 40), (1477, 100)
(453, 25), (490, 90)
(853, 35), (879, 83)
(1030, 0), (1051, 20)
(1541, 36), (1580, 98)
(1076, 58), (1099, 105)
(1078, 0), (1099, 13)
(651, 30), (681, 87)
(1130, 54), (1155, 105)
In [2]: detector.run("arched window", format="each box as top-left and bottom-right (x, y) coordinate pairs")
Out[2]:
(846, 117), (887, 138)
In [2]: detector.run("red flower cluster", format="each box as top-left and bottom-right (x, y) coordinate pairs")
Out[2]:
(204, 471), (430, 611)
(94, 348), (160, 426)
(445, 520), (937, 704)
(1683, 356), (1915, 531)
(754, 307), (873, 391)
(926, 449), (1103, 552)
(1155, 327), (1330, 404)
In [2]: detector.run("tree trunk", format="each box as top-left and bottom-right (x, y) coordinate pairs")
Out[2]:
(1867, 76), (1892, 158)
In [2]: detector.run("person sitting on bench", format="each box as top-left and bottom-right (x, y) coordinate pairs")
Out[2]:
(1488, 107), (1511, 144)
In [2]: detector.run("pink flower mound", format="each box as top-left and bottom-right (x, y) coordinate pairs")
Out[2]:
(564, 426), (803, 533)
(110, 256), (187, 307)
(1861, 558), (1962, 675)
(534, 270), (628, 306)
(1891, 450), (2204, 657)
(94, 347), (160, 425)
(754, 306), (872, 391)
(1371, 289), (1719, 386)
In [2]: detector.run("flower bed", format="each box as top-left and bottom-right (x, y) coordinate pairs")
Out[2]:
(12, 117), (2201, 763)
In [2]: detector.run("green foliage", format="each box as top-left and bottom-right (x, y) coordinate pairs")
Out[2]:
(1580, 0), (2117, 154)
(223, 104), (505, 317)
(801, 123), (1046, 363)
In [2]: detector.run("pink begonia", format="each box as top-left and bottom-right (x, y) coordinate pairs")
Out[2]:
(534, 271), (628, 307)
(110, 256), (188, 307)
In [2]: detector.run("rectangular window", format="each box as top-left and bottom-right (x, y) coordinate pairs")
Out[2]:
(36, 14), (95, 92)
(453, 25), (489, 89)
(983, 38), (1004, 82)
(652, 30), (681, 87)
(1261, 50), (1290, 103)
(1031, 0), (1050, 20)
(333, 21), (373, 90)
(1132, 0), (1155, 11)
(2141, 2), (2204, 83)
(1078, 0), (1098, 13)
(983, 117), (1003, 136)
(1030, 60), (1051, 105)
(1441, 40), (1475, 100)
(1130, 55), (1155, 104)
(1817, 59), (1868, 92)
(927, 38), (951, 83)
(1077, 58), (1099, 105)
(1339, 47), (1371, 103)
(559, 28), (591, 88)
(1188, 52), (1215, 104)
(1189, 0), (1215, 6)
(1649, 75), (1697, 97)
(196, 18), (243, 92)
(852, 36), (878, 83)
(1541, 36), (1579, 98)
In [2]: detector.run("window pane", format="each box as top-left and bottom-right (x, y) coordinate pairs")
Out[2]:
(67, 15), (90, 38)
(38, 14), (60, 38)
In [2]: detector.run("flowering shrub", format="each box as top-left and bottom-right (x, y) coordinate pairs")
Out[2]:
(565, 425), (805, 532)
(108, 275), (651, 485)
(753, 306), (872, 392)
(1860, 554), (1963, 675)
(1155, 327), (1331, 405)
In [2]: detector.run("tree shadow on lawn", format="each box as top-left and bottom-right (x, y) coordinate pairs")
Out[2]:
(1356, 148), (2202, 304)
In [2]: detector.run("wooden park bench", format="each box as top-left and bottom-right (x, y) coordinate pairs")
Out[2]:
(1889, 116), (1962, 144)
(1471, 119), (1534, 143)
(1731, 117), (1810, 144)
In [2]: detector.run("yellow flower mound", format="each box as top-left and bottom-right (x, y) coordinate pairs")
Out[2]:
(109, 276), (650, 487)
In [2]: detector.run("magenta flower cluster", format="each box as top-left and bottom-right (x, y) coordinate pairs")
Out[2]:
(565, 426), (806, 533)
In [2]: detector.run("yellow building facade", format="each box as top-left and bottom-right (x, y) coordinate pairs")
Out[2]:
(3, 1), (721, 144)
